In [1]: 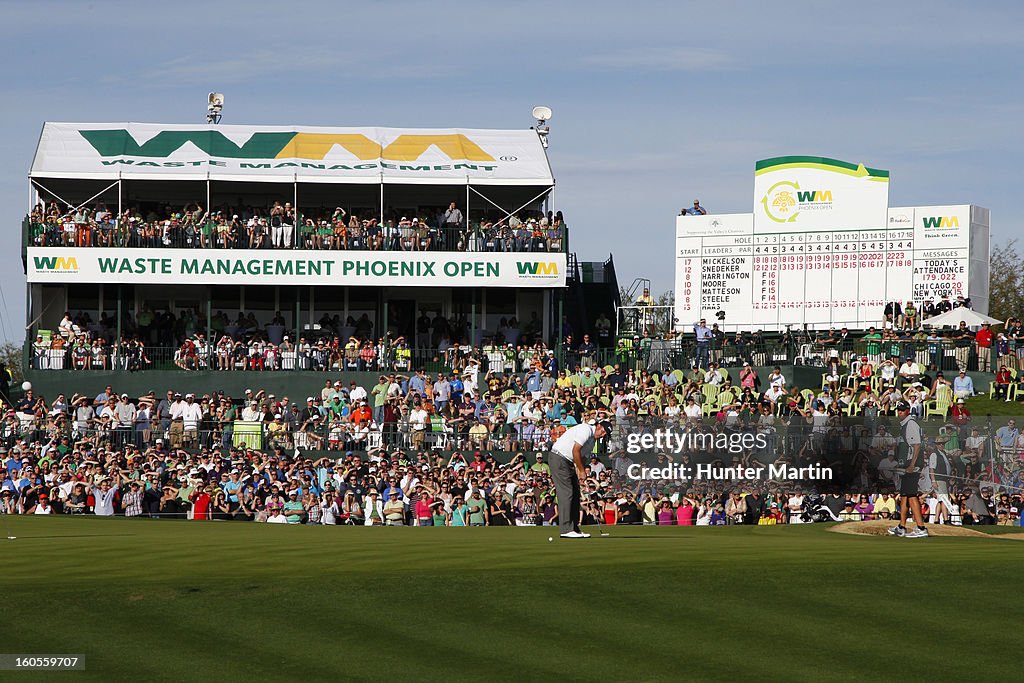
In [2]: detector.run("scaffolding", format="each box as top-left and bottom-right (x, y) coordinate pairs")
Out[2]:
(615, 304), (675, 339)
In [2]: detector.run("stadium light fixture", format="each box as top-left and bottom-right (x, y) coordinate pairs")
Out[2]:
(207, 92), (225, 124)
(531, 105), (552, 148)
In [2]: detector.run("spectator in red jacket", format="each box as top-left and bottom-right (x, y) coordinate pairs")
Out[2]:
(976, 323), (994, 372)
(190, 486), (212, 520)
(994, 366), (1013, 400)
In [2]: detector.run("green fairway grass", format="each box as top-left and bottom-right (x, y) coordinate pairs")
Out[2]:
(3, 517), (1023, 682)
(963, 394), (1024, 417)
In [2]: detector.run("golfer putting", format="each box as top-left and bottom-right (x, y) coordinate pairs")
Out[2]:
(549, 419), (611, 539)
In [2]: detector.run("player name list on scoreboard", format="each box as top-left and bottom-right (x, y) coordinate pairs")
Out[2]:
(674, 209), (973, 330)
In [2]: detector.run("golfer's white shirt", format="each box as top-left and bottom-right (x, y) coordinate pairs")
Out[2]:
(551, 423), (596, 462)
(900, 415), (922, 447)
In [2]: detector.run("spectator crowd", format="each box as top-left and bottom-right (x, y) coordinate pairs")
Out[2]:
(28, 201), (566, 253)
(33, 307), (555, 374)
(3, 340), (1022, 527)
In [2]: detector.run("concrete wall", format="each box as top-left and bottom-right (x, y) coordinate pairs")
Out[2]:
(23, 365), (994, 403)
(24, 369), (385, 401)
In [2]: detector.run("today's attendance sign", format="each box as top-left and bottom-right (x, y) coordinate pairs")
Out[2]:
(26, 248), (566, 287)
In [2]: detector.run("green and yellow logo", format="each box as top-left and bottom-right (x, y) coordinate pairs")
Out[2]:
(921, 216), (959, 229)
(760, 181), (834, 223)
(33, 255), (79, 273)
(79, 130), (495, 162)
(796, 190), (832, 202)
(516, 261), (560, 276)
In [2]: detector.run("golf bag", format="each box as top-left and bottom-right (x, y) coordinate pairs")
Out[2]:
(800, 494), (841, 523)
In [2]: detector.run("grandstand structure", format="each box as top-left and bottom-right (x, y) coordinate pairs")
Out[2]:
(21, 122), (620, 395)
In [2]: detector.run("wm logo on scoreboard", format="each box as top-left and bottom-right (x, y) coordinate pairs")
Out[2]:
(762, 181), (834, 223)
(921, 216), (960, 229)
(33, 256), (79, 273)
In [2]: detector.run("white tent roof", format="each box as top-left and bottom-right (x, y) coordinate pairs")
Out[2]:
(924, 307), (1002, 328)
(29, 122), (554, 186)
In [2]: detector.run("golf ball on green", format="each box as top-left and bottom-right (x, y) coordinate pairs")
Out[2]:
(548, 537), (553, 542)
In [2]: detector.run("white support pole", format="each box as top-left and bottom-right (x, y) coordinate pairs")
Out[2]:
(466, 176), (470, 230)
(206, 173), (211, 214)
(117, 174), (122, 219)
(293, 175), (298, 249)
(379, 173), (384, 226)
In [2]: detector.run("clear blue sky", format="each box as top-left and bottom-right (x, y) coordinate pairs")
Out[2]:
(1, 0), (1021, 342)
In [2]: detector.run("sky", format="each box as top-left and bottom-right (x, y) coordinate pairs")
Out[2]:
(1, 0), (1022, 343)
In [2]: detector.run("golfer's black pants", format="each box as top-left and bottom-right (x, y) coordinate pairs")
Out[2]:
(549, 455), (580, 534)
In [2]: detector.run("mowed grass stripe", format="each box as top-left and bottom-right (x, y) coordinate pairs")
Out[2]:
(2, 517), (1022, 682)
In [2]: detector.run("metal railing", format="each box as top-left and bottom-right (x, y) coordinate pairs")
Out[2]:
(27, 343), (547, 374)
(29, 336), (1014, 376)
(24, 219), (568, 254)
(563, 337), (1010, 374)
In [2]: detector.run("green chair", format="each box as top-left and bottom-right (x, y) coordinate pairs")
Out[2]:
(925, 391), (952, 421)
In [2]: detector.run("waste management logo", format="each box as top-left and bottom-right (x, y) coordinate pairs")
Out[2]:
(516, 260), (560, 278)
(78, 130), (498, 171)
(32, 255), (79, 274)
(760, 181), (834, 223)
(921, 216), (960, 229)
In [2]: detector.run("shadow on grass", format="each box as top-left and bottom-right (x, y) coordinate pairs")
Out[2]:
(593, 535), (686, 539)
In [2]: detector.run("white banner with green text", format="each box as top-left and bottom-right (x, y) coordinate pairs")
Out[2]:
(27, 248), (567, 287)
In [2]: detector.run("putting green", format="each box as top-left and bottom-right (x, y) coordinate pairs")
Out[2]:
(3, 517), (1022, 682)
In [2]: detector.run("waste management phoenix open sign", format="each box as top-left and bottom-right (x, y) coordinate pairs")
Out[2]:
(27, 248), (566, 288)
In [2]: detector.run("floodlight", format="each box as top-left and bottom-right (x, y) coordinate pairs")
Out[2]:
(207, 92), (224, 124)
(531, 106), (552, 122)
(531, 106), (552, 149)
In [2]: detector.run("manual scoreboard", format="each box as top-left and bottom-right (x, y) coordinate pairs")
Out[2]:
(674, 205), (989, 331)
